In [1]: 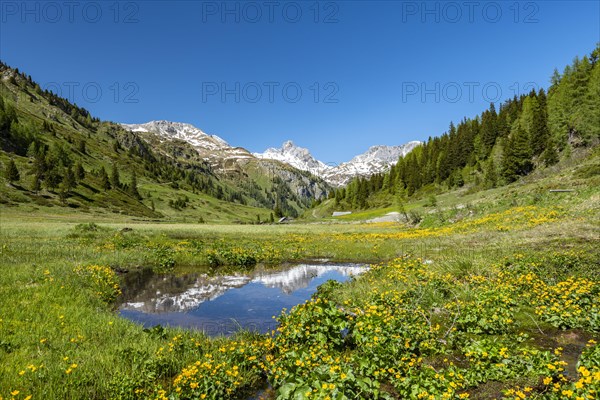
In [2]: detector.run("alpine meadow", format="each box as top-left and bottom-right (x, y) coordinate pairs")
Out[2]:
(0, 2), (599, 400)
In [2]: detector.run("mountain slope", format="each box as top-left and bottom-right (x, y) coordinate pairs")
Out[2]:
(121, 121), (255, 167)
(254, 140), (330, 177)
(326, 46), (600, 211)
(120, 121), (331, 216)
(0, 63), (326, 220)
(321, 142), (422, 186)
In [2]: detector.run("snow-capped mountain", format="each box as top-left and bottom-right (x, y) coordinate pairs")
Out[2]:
(121, 121), (331, 201)
(122, 121), (421, 188)
(254, 141), (422, 186)
(322, 142), (422, 186)
(253, 140), (331, 176)
(121, 121), (254, 166)
(120, 264), (366, 314)
(122, 120), (231, 151)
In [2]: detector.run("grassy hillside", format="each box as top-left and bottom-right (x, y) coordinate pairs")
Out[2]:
(0, 63), (327, 222)
(309, 140), (600, 224)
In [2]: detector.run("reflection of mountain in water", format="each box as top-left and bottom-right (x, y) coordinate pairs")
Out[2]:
(120, 274), (250, 313)
(119, 264), (366, 314)
(252, 264), (366, 294)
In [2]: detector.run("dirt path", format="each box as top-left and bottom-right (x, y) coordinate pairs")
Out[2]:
(366, 211), (401, 223)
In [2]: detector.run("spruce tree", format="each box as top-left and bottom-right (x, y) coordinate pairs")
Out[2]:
(483, 158), (497, 188)
(44, 164), (62, 191)
(501, 126), (533, 182)
(110, 164), (120, 189)
(541, 136), (559, 166)
(529, 92), (550, 156)
(75, 162), (85, 180)
(395, 186), (408, 221)
(62, 167), (76, 193)
(31, 172), (42, 193)
(273, 205), (283, 219)
(4, 159), (20, 183)
(128, 171), (140, 199)
(480, 103), (498, 156)
(99, 167), (111, 191)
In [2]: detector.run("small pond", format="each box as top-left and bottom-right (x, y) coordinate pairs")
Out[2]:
(118, 263), (367, 336)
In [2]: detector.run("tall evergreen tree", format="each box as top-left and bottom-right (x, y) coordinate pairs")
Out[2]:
(541, 136), (559, 166)
(483, 158), (497, 188)
(99, 167), (111, 191)
(31, 171), (42, 193)
(529, 89), (550, 156)
(480, 103), (498, 156)
(78, 139), (87, 154)
(110, 164), (120, 189)
(128, 171), (141, 199)
(273, 198), (283, 218)
(4, 159), (20, 183)
(501, 126), (533, 182)
(44, 166), (62, 191)
(75, 161), (85, 180)
(62, 167), (76, 193)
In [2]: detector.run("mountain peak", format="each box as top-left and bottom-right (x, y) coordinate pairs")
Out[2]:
(121, 120), (231, 151)
(123, 121), (421, 187)
(255, 140), (421, 186)
(253, 141), (330, 175)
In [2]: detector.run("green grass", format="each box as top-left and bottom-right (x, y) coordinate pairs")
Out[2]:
(1, 146), (600, 399)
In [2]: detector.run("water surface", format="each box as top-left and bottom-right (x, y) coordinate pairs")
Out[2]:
(119, 263), (366, 335)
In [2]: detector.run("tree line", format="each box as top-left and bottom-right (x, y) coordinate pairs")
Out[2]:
(332, 46), (599, 209)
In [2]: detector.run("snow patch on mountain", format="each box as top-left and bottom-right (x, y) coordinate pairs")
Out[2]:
(254, 141), (422, 186)
(323, 142), (422, 186)
(122, 121), (421, 187)
(121, 121), (252, 159)
(253, 141), (331, 176)
(121, 120), (232, 152)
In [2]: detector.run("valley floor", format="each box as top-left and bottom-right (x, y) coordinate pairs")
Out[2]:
(0, 181), (599, 399)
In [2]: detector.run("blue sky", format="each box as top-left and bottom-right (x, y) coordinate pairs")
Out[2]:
(1, 1), (598, 164)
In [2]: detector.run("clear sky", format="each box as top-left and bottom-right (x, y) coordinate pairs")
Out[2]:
(1, 1), (598, 164)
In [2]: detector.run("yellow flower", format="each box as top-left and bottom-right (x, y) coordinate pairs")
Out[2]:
(10, 391), (19, 396)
